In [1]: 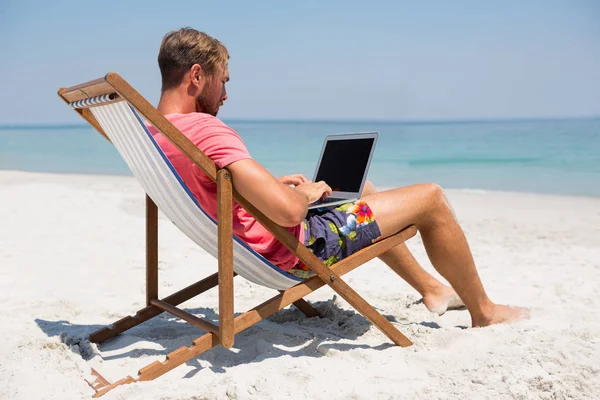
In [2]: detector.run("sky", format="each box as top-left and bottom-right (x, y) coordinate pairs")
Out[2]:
(1, 0), (599, 124)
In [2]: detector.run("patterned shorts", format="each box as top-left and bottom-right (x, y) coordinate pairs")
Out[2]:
(288, 200), (382, 279)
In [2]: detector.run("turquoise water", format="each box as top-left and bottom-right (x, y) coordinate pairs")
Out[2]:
(1, 118), (599, 196)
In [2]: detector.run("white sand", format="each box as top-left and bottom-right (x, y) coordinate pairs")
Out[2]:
(1, 170), (599, 400)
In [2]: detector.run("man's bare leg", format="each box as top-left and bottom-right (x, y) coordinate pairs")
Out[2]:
(362, 182), (465, 315)
(378, 243), (466, 315)
(362, 183), (528, 327)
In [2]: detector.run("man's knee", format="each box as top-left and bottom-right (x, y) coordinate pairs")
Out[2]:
(421, 183), (455, 221)
(362, 180), (377, 196)
(424, 183), (443, 198)
(421, 182), (446, 203)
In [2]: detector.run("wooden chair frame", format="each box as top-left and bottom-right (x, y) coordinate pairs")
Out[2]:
(57, 73), (417, 397)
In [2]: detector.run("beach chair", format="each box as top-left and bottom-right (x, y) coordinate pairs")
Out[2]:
(57, 73), (417, 397)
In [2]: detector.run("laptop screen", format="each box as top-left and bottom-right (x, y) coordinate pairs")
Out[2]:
(314, 137), (375, 193)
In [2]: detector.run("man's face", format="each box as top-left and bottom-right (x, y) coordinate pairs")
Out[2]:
(195, 64), (229, 116)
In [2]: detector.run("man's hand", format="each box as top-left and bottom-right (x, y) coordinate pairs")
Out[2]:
(278, 174), (332, 203)
(294, 181), (333, 204)
(278, 174), (308, 186)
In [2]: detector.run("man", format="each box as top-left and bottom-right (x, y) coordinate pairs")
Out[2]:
(150, 27), (528, 327)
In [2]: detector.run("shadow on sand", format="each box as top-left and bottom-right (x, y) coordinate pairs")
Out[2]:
(35, 299), (441, 377)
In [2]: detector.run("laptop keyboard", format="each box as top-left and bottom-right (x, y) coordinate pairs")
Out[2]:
(310, 197), (346, 206)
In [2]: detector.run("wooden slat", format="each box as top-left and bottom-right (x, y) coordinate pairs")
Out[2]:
(217, 169), (235, 348)
(146, 195), (158, 304)
(105, 72), (219, 183)
(149, 299), (219, 333)
(61, 76), (106, 93)
(165, 272), (236, 305)
(61, 76), (115, 103)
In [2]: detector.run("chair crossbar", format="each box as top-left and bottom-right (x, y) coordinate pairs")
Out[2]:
(89, 272), (222, 344)
(149, 299), (219, 334)
(70, 92), (119, 109)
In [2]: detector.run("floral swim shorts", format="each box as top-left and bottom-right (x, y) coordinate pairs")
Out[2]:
(288, 200), (382, 279)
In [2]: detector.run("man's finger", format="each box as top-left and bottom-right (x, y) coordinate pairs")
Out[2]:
(282, 175), (305, 186)
(295, 174), (308, 182)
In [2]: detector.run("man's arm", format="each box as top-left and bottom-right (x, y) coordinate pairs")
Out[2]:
(227, 159), (332, 227)
(227, 159), (309, 227)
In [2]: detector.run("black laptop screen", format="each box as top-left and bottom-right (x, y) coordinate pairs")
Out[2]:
(314, 138), (375, 193)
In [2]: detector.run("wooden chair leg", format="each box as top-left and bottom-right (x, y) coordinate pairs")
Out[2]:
(146, 195), (158, 305)
(292, 298), (321, 318)
(217, 169), (235, 348)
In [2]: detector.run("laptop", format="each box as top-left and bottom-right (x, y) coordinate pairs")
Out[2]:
(307, 132), (379, 210)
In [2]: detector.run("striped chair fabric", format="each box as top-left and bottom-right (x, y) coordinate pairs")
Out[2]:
(72, 95), (303, 290)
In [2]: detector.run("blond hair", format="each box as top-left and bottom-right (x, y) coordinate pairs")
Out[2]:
(158, 27), (229, 92)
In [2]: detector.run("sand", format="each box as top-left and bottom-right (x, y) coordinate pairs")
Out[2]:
(1, 170), (599, 400)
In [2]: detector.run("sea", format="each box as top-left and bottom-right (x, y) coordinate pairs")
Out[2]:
(1, 118), (599, 197)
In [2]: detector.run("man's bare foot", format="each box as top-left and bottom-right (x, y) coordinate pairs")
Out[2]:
(422, 285), (466, 316)
(472, 304), (530, 327)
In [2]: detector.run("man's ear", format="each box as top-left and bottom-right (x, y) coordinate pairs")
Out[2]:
(190, 64), (205, 87)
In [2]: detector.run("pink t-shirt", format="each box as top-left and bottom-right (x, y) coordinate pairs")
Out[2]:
(146, 113), (303, 271)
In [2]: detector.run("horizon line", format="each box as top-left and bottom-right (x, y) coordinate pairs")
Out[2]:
(1, 114), (599, 129)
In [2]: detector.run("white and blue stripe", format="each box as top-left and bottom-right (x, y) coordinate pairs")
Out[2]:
(70, 93), (118, 109)
(89, 101), (303, 290)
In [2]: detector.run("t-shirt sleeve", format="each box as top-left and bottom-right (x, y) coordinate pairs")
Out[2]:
(193, 118), (252, 168)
